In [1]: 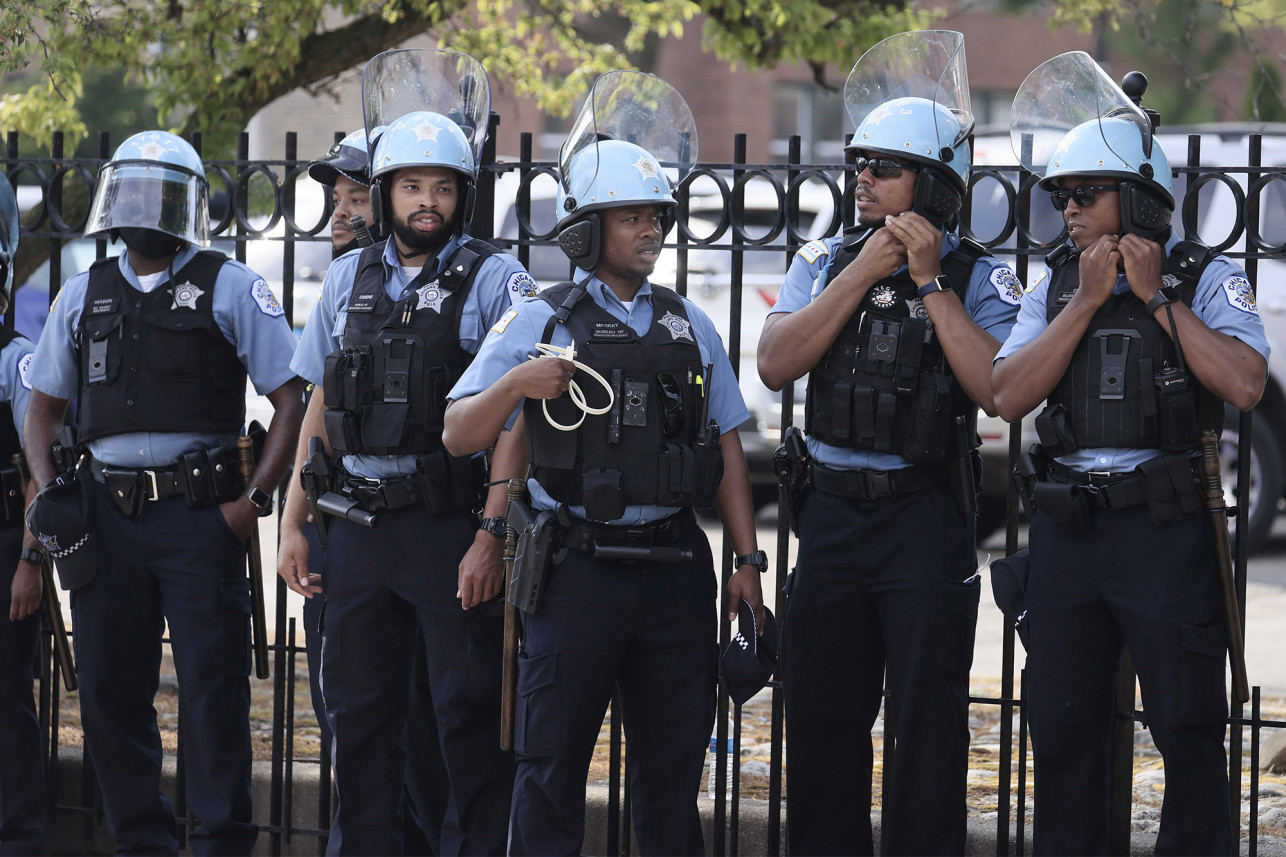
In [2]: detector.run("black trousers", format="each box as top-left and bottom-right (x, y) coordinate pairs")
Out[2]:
(1025, 504), (1231, 856)
(320, 505), (513, 856)
(508, 517), (717, 857)
(783, 485), (978, 856)
(0, 525), (43, 856)
(73, 486), (258, 856)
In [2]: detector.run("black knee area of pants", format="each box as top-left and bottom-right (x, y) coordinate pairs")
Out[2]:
(218, 577), (252, 678)
(1179, 618), (1228, 725)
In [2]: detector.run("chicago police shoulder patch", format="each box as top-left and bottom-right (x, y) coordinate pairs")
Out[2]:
(251, 279), (285, 318)
(990, 266), (1023, 305)
(1222, 276), (1259, 315)
(797, 240), (830, 264)
(17, 352), (33, 390)
(506, 271), (540, 301)
(491, 308), (519, 334)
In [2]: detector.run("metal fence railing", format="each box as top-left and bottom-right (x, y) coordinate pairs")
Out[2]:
(8, 123), (1286, 855)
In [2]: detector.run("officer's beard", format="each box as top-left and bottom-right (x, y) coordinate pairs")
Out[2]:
(390, 207), (460, 258)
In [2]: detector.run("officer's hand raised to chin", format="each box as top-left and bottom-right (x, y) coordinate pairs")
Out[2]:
(883, 212), (943, 286)
(1118, 234), (1164, 303)
(1075, 234), (1120, 309)
(834, 227), (907, 293)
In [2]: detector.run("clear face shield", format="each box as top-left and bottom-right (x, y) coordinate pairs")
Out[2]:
(361, 49), (491, 176)
(1009, 51), (1153, 179)
(84, 162), (210, 247)
(0, 174), (18, 298)
(558, 70), (698, 213)
(843, 30), (974, 161)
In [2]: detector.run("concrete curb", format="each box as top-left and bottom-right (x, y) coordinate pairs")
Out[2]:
(46, 750), (1286, 856)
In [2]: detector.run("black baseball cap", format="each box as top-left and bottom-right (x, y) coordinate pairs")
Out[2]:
(720, 599), (779, 705)
(26, 465), (98, 590)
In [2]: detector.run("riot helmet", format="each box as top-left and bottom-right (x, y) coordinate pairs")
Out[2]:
(844, 30), (974, 225)
(0, 173), (18, 313)
(1011, 52), (1174, 239)
(308, 128), (372, 188)
(85, 131), (210, 254)
(361, 49), (490, 235)
(556, 71), (697, 270)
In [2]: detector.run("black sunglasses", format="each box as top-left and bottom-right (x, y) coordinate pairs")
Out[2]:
(1049, 184), (1119, 211)
(854, 157), (920, 180)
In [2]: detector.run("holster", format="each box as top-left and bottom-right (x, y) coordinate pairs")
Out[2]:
(1031, 481), (1089, 535)
(50, 425), (80, 475)
(505, 497), (559, 615)
(1012, 443), (1050, 519)
(772, 425), (811, 537)
(299, 437), (335, 546)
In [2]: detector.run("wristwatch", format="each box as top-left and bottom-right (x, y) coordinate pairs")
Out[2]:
(916, 274), (950, 300)
(19, 548), (44, 566)
(1145, 284), (1179, 314)
(480, 516), (508, 540)
(245, 485), (272, 515)
(734, 550), (769, 574)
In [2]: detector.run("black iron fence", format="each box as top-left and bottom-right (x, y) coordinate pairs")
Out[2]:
(8, 123), (1286, 855)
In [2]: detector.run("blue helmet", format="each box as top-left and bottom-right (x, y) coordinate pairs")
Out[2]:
(309, 128), (371, 187)
(1040, 116), (1174, 204)
(848, 96), (972, 193)
(370, 111), (476, 181)
(85, 130), (210, 246)
(0, 173), (18, 308)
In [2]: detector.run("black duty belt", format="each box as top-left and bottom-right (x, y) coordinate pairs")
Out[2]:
(340, 473), (425, 513)
(810, 463), (948, 502)
(89, 458), (187, 502)
(560, 507), (697, 554)
(1045, 462), (1150, 510)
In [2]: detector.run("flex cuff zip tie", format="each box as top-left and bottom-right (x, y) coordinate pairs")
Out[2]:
(530, 340), (615, 431)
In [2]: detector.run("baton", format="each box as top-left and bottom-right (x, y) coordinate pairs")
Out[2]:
(1199, 430), (1250, 704)
(12, 453), (76, 691)
(237, 436), (271, 680)
(500, 477), (524, 751)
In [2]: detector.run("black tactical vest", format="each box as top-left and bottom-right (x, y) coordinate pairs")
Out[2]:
(526, 282), (722, 521)
(77, 251), (246, 443)
(805, 232), (987, 464)
(322, 238), (498, 456)
(1038, 240), (1223, 454)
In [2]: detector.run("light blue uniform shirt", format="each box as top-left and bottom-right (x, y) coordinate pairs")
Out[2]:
(449, 275), (751, 525)
(996, 233), (1271, 471)
(1, 333), (35, 445)
(28, 244), (299, 467)
(772, 229), (1023, 472)
(291, 234), (532, 479)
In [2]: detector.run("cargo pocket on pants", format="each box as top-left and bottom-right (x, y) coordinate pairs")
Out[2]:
(1180, 619), (1228, 726)
(515, 651), (560, 758)
(935, 575), (981, 681)
(218, 577), (253, 678)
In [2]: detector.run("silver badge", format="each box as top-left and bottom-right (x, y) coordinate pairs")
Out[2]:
(1161, 273), (1182, 289)
(905, 298), (930, 321)
(870, 284), (898, 309)
(416, 282), (452, 313)
(658, 310), (695, 342)
(171, 281), (204, 310)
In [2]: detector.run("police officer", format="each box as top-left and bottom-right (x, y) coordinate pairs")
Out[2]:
(303, 123), (453, 855)
(756, 31), (1021, 855)
(0, 173), (43, 857)
(22, 130), (305, 855)
(310, 128), (376, 260)
(993, 54), (1268, 855)
(276, 50), (526, 855)
(443, 71), (765, 856)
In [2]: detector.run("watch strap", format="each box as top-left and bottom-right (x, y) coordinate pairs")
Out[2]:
(734, 550), (768, 573)
(480, 516), (508, 540)
(20, 548), (44, 566)
(916, 274), (950, 300)
(245, 485), (272, 511)
(1145, 286), (1177, 314)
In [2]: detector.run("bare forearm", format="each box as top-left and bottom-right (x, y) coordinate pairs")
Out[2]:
(22, 392), (70, 490)
(281, 391), (328, 533)
(484, 418), (529, 518)
(250, 378), (306, 493)
(920, 291), (1002, 415)
(713, 431), (758, 558)
(443, 373), (526, 456)
(1155, 303), (1267, 411)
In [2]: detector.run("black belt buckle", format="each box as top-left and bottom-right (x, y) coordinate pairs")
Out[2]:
(862, 469), (892, 500)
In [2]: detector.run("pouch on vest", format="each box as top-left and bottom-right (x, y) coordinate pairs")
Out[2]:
(1035, 403), (1078, 458)
(902, 373), (953, 464)
(1136, 453), (1201, 526)
(1154, 366), (1201, 450)
(582, 470), (626, 522)
(323, 408), (363, 455)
